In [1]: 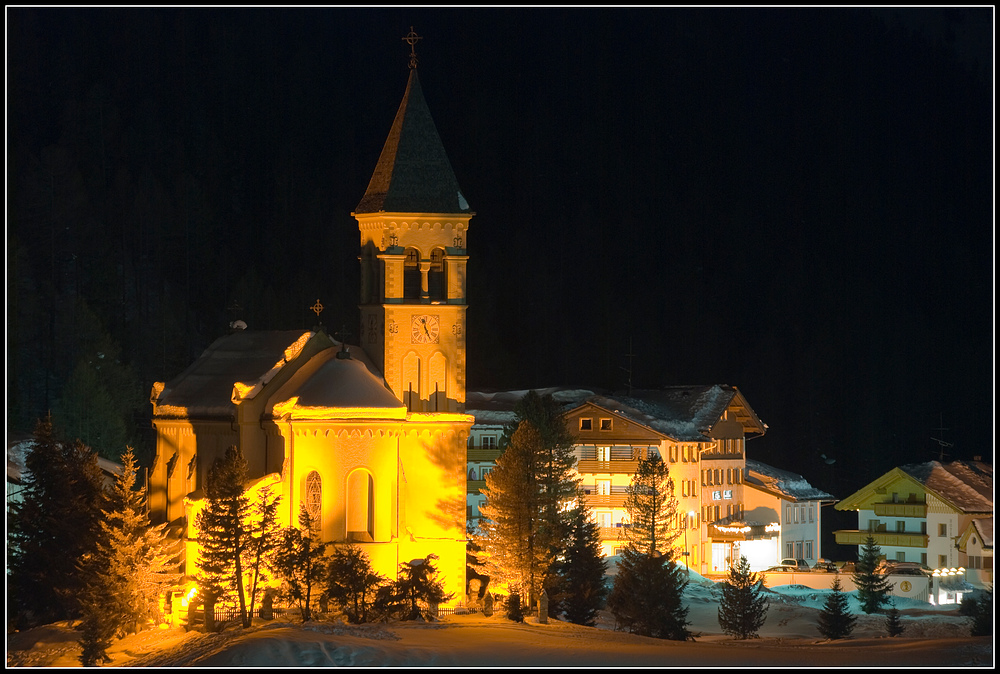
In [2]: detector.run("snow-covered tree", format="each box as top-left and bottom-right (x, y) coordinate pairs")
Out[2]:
(8, 416), (107, 629)
(622, 455), (679, 556)
(852, 535), (893, 614)
(552, 503), (607, 626)
(817, 575), (857, 639)
(77, 447), (180, 665)
(395, 554), (453, 621)
(718, 555), (769, 639)
(196, 445), (252, 628)
(273, 505), (329, 621)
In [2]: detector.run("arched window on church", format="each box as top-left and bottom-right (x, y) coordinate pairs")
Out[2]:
(347, 470), (375, 542)
(428, 247), (446, 300)
(403, 247), (421, 300)
(305, 471), (322, 532)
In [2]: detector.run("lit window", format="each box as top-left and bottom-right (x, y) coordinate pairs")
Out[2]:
(600, 418), (612, 431)
(597, 480), (611, 496)
(712, 490), (721, 500)
(580, 418), (592, 431)
(305, 471), (322, 531)
(723, 490), (732, 500)
(597, 446), (611, 462)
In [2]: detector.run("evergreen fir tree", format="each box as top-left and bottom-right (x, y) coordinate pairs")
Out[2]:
(852, 535), (893, 614)
(817, 575), (857, 639)
(196, 445), (252, 628)
(8, 416), (107, 628)
(717, 555), (769, 639)
(273, 504), (329, 622)
(323, 545), (390, 624)
(884, 599), (905, 637)
(607, 460), (690, 640)
(607, 546), (690, 639)
(553, 503), (608, 626)
(77, 447), (180, 664)
(970, 589), (993, 637)
(395, 554), (454, 621)
(622, 455), (679, 556)
(478, 420), (546, 601)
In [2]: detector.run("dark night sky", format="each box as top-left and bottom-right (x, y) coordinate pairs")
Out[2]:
(6, 8), (994, 511)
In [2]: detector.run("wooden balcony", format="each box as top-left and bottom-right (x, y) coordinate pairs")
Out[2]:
(583, 493), (628, 508)
(873, 502), (928, 518)
(577, 459), (639, 474)
(467, 448), (502, 462)
(834, 529), (929, 548)
(598, 526), (629, 541)
(467, 479), (486, 494)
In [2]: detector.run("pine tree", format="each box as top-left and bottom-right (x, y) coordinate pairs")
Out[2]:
(323, 545), (390, 624)
(884, 599), (905, 637)
(8, 416), (107, 628)
(395, 554), (454, 621)
(553, 503), (608, 626)
(505, 590), (525, 623)
(970, 589), (993, 637)
(196, 445), (252, 628)
(817, 575), (857, 639)
(718, 555), (769, 639)
(607, 459), (689, 640)
(77, 447), (180, 665)
(622, 455), (679, 556)
(478, 420), (546, 601)
(273, 505), (330, 622)
(852, 535), (893, 614)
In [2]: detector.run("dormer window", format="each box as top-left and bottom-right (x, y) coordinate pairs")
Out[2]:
(579, 418), (593, 431)
(600, 418), (612, 431)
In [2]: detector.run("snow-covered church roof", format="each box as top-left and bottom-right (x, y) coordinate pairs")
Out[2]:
(745, 459), (836, 503)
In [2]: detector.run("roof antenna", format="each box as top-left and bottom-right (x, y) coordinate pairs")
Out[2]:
(619, 337), (636, 396)
(930, 413), (953, 461)
(403, 26), (422, 69)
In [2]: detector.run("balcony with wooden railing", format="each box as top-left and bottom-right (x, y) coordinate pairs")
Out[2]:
(873, 502), (928, 518)
(577, 459), (639, 474)
(467, 447), (502, 462)
(467, 479), (486, 495)
(834, 529), (929, 548)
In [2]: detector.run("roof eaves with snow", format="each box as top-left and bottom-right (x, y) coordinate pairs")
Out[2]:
(745, 459), (835, 502)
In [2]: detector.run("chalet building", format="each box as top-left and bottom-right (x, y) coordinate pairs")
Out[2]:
(466, 386), (829, 576)
(148, 58), (473, 607)
(957, 517), (993, 588)
(834, 458), (993, 594)
(743, 459), (834, 571)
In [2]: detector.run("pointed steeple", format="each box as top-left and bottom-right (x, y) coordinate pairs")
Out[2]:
(355, 69), (472, 215)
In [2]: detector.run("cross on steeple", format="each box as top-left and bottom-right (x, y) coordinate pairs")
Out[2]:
(403, 26), (422, 69)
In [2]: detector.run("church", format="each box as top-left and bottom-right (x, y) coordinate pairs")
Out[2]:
(148, 51), (473, 607)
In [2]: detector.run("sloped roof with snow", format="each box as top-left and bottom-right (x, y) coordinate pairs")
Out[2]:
(973, 517), (993, 549)
(466, 385), (753, 442)
(899, 460), (993, 513)
(745, 459), (836, 503)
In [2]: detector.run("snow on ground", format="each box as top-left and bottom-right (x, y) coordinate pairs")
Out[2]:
(7, 578), (992, 667)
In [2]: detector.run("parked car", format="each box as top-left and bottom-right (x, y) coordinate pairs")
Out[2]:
(766, 561), (799, 572)
(812, 558), (838, 572)
(876, 560), (929, 576)
(780, 558), (811, 571)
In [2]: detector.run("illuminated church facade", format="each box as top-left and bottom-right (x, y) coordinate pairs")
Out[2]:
(148, 63), (473, 606)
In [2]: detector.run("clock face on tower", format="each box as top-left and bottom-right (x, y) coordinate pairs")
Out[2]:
(411, 314), (440, 344)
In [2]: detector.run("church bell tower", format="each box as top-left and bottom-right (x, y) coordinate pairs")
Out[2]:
(353, 31), (472, 413)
